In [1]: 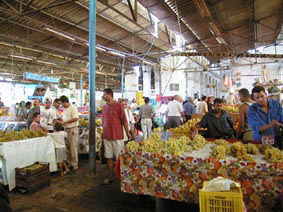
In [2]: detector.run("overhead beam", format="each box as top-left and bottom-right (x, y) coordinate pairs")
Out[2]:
(1, 0), (19, 13)
(173, 51), (283, 58)
(127, 0), (137, 22)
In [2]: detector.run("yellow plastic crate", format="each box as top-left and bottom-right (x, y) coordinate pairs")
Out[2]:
(199, 182), (244, 212)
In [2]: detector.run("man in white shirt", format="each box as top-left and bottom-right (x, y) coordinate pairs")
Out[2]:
(166, 95), (184, 128)
(56, 95), (79, 171)
(41, 98), (56, 132)
(196, 96), (208, 115)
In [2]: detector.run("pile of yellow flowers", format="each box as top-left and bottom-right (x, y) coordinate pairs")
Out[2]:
(221, 105), (239, 113)
(127, 133), (207, 156)
(0, 130), (47, 142)
(169, 118), (201, 137)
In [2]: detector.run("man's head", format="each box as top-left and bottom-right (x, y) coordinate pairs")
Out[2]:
(53, 98), (61, 109)
(188, 97), (194, 104)
(103, 88), (114, 103)
(59, 95), (70, 108)
(45, 99), (52, 109)
(238, 88), (250, 103)
(202, 96), (207, 102)
(121, 99), (128, 108)
(32, 112), (40, 122)
(174, 95), (183, 103)
(144, 97), (150, 104)
(251, 86), (268, 106)
(213, 98), (223, 113)
(25, 102), (32, 109)
(33, 99), (40, 107)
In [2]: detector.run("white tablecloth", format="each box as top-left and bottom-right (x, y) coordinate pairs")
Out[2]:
(48, 131), (67, 162)
(0, 136), (57, 190)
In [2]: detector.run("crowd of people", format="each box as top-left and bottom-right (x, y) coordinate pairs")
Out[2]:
(13, 96), (80, 173)
(100, 85), (283, 184)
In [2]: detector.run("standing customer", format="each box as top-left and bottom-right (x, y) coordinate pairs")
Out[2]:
(166, 95), (184, 128)
(248, 86), (283, 147)
(183, 97), (196, 121)
(57, 95), (79, 171)
(41, 99), (56, 133)
(102, 88), (131, 184)
(196, 96), (208, 115)
(121, 99), (136, 139)
(139, 97), (154, 139)
(27, 99), (41, 127)
(238, 88), (254, 142)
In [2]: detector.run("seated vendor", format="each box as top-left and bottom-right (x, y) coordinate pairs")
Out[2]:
(30, 112), (47, 133)
(198, 98), (235, 139)
(248, 86), (283, 147)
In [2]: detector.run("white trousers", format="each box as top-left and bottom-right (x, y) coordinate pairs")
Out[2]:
(141, 118), (152, 140)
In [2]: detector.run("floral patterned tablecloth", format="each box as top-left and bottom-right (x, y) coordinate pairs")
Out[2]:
(120, 150), (283, 211)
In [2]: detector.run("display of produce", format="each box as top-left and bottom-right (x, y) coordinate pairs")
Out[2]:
(169, 118), (201, 137)
(263, 146), (283, 162)
(211, 145), (227, 160)
(127, 132), (207, 156)
(221, 105), (239, 113)
(0, 129), (47, 142)
(79, 118), (102, 127)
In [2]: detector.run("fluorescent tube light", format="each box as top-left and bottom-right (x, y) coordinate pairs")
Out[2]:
(109, 51), (125, 57)
(96, 46), (107, 52)
(37, 60), (56, 66)
(10, 55), (33, 60)
(45, 27), (75, 41)
(216, 37), (226, 44)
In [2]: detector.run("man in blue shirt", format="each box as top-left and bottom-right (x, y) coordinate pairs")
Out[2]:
(183, 97), (196, 121)
(248, 86), (283, 145)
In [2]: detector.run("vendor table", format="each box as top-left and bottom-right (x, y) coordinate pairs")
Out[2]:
(0, 136), (57, 190)
(120, 144), (283, 211)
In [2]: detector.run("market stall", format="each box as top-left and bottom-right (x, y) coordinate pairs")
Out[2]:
(120, 121), (283, 212)
(0, 135), (57, 190)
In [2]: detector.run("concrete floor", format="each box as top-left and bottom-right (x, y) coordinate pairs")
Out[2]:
(10, 158), (201, 212)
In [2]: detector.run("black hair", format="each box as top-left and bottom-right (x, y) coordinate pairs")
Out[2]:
(59, 95), (69, 103)
(32, 112), (40, 119)
(201, 96), (207, 101)
(239, 88), (250, 97)
(252, 86), (266, 95)
(214, 98), (223, 104)
(144, 97), (150, 104)
(25, 102), (31, 107)
(54, 98), (61, 103)
(103, 88), (113, 97)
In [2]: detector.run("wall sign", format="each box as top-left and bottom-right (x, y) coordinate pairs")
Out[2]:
(24, 72), (60, 83)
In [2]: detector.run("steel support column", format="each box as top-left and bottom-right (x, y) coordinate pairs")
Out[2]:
(88, 0), (97, 174)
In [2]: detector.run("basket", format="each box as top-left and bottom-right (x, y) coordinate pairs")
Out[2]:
(199, 182), (244, 212)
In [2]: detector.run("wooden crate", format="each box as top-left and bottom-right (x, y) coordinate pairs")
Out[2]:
(16, 162), (50, 193)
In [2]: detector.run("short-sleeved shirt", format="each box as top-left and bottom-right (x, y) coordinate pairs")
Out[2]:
(183, 102), (196, 116)
(248, 99), (283, 142)
(199, 110), (235, 139)
(62, 105), (79, 129)
(102, 102), (127, 140)
(167, 100), (183, 117)
(196, 101), (208, 115)
(139, 104), (153, 119)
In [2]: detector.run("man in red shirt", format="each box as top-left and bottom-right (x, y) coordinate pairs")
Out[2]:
(102, 88), (131, 184)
